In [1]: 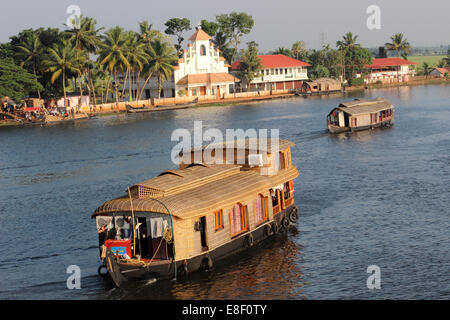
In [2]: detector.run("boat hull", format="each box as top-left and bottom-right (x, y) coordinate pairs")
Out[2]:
(328, 119), (394, 134)
(104, 204), (299, 287)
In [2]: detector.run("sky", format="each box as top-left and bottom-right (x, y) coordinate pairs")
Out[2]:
(1, 0), (449, 53)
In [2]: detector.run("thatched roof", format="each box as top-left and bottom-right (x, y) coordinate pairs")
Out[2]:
(306, 78), (341, 87)
(332, 98), (393, 116)
(93, 164), (299, 220)
(93, 166), (297, 219)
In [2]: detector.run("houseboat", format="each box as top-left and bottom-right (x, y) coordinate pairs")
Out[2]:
(327, 98), (394, 133)
(92, 138), (300, 287)
(298, 78), (342, 95)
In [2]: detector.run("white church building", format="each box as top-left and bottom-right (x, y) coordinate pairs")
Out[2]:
(121, 26), (238, 99)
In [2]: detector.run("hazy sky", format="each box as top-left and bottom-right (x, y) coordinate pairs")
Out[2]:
(1, 0), (449, 52)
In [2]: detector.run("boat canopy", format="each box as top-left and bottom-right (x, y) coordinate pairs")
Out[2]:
(92, 163), (299, 220)
(330, 98), (393, 116)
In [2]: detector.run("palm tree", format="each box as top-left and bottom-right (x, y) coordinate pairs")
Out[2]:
(145, 39), (177, 99)
(15, 32), (43, 99)
(138, 20), (165, 44)
(336, 32), (359, 50)
(422, 62), (431, 79)
(123, 31), (148, 101)
(291, 41), (307, 61)
(42, 40), (81, 110)
(272, 47), (292, 57)
(336, 32), (360, 82)
(98, 27), (130, 103)
(64, 16), (103, 105)
(385, 33), (411, 57)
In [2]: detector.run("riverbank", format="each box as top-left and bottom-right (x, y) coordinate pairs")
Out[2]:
(2, 79), (448, 128)
(346, 76), (449, 92)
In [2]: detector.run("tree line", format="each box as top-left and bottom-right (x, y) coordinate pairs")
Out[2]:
(0, 12), (255, 104)
(1, 13), (447, 104)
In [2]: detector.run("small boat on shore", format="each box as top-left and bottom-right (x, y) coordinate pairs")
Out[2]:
(327, 98), (394, 133)
(92, 138), (299, 287)
(126, 98), (199, 113)
(155, 97), (199, 109)
(126, 104), (150, 113)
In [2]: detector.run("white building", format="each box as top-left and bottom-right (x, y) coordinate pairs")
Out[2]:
(360, 58), (418, 83)
(121, 26), (238, 99)
(231, 54), (310, 91)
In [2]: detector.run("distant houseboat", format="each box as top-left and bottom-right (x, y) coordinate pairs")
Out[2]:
(92, 139), (300, 287)
(301, 78), (342, 95)
(327, 98), (394, 133)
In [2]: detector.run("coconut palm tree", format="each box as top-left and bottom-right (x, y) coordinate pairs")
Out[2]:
(98, 27), (130, 103)
(138, 20), (165, 44)
(336, 32), (360, 82)
(42, 40), (81, 110)
(422, 62), (431, 79)
(385, 33), (411, 57)
(336, 32), (359, 51)
(272, 47), (292, 57)
(145, 39), (177, 99)
(64, 16), (103, 105)
(15, 32), (43, 99)
(291, 41), (307, 61)
(123, 31), (148, 101)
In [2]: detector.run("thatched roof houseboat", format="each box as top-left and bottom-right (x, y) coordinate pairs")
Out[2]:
(327, 98), (394, 133)
(301, 78), (342, 94)
(92, 138), (300, 287)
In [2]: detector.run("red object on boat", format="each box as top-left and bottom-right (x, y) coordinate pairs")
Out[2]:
(24, 107), (41, 111)
(105, 239), (132, 257)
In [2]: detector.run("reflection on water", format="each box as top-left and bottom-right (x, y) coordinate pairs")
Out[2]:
(0, 84), (449, 300)
(104, 229), (306, 300)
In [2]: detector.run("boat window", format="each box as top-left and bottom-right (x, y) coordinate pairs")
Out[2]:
(215, 209), (224, 231)
(230, 203), (248, 237)
(254, 194), (269, 225)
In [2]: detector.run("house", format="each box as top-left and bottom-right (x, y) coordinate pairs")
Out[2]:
(430, 67), (450, 77)
(361, 58), (418, 83)
(231, 54), (311, 91)
(174, 27), (239, 98)
(121, 26), (238, 99)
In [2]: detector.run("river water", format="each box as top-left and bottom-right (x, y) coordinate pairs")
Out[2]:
(0, 84), (449, 300)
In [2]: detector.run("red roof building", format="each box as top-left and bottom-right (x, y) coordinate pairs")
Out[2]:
(360, 58), (418, 84)
(430, 67), (450, 77)
(231, 54), (311, 91)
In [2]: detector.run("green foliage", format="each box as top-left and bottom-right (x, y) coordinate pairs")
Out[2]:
(164, 18), (191, 53)
(216, 12), (254, 63)
(348, 77), (364, 86)
(272, 47), (292, 57)
(146, 39), (177, 98)
(385, 33), (411, 57)
(291, 41), (308, 61)
(0, 43), (14, 59)
(177, 89), (186, 97)
(336, 33), (372, 81)
(200, 20), (219, 37)
(0, 58), (43, 101)
(310, 64), (330, 80)
(235, 42), (262, 89)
